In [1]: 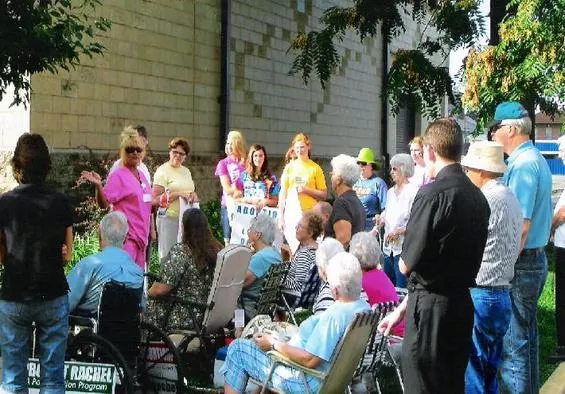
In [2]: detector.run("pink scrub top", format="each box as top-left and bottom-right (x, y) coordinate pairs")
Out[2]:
(103, 166), (152, 270)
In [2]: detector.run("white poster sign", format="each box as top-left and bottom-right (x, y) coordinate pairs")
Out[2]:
(283, 188), (302, 254)
(229, 203), (280, 247)
(28, 359), (116, 394)
(140, 341), (179, 393)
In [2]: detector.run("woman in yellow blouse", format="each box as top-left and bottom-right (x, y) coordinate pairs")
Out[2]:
(152, 137), (197, 260)
(278, 133), (327, 230)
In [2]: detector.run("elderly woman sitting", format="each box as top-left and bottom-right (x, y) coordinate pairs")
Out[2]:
(326, 154), (366, 247)
(282, 211), (324, 303)
(376, 153), (418, 288)
(240, 213), (282, 319)
(221, 252), (370, 393)
(350, 232), (404, 337)
(312, 237), (344, 314)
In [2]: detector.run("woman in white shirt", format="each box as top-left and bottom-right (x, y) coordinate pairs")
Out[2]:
(377, 153), (418, 288)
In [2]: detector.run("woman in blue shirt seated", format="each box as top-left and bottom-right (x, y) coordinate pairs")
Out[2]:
(222, 252), (370, 393)
(239, 213), (282, 319)
(235, 144), (280, 211)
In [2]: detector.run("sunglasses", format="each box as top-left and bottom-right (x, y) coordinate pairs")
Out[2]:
(357, 161), (369, 166)
(125, 146), (143, 154)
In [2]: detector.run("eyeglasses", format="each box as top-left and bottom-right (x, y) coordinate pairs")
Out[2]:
(125, 146), (143, 154)
(170, 150), (186, 157)
(357, 161), (368, 166)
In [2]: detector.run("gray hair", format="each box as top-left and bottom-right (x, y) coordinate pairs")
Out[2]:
(326, 251), (362, 300)
(349, 232), (382, 271)
(99, 211), (129, 247)
(331, 154), (360, 187)
(390, 153), (415, 178)
(248, 212), (277, 245)
(316, 237), (344, 272)
(501, 116), (532, 135)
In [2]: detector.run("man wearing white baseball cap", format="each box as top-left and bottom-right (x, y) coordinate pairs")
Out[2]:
(461, 141), (523, 394)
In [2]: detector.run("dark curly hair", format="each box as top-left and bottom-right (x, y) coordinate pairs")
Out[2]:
(181, 208), (222, 272)
(11, 133), (51, 184)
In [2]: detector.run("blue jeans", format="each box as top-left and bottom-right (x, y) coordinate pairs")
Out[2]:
(384, 254), (407, 288)
(499, 250), (548, 394)
(220, 206), (231, 242)
(465, 287), (511, 394)
(0, 295), (69, 394)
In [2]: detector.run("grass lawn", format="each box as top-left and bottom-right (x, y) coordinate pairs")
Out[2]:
(539, 245), (558, 385)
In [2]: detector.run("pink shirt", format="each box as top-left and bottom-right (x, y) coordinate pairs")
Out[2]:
(215, 157), (244, 207)
(103, 166), (151, 255)
(362, 269), (405, 337)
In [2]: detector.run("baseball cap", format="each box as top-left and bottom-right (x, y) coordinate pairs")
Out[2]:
(486, 101), (529, 128)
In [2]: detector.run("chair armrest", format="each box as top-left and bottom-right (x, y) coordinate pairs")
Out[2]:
(266, 351), (326, 380)
(69, 315), (96, 328)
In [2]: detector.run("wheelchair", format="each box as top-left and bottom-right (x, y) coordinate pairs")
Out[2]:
(67, 280), (187, 393)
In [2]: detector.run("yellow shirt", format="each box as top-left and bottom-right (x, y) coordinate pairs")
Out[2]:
(153, 162), (195, 218)
(281, 159), (327, 211)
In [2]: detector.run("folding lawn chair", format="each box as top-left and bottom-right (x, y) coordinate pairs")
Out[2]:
(258, 309), (379, 393)
(164, 244), (252, 382)
(281, 262), (321, 325)
(253, 263), (289, 318)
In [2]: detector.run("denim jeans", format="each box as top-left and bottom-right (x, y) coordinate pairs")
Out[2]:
(465, 287), (511, 394)
(220, 205), (231, 242)
(0, 295), (69, 394)
(499, 250), (548, 394)
(384, 254), (407, 288)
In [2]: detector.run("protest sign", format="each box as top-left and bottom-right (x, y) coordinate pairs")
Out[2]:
(229, 203), (279, 246)
(28, 359), (116, 394)
(282, 188), (302, 254)
(139, 341), (179, 394)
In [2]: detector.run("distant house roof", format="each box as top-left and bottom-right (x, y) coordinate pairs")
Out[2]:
(535, 112), (564, 125)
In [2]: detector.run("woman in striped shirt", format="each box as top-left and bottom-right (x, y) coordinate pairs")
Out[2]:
(282, 212), (324, 302)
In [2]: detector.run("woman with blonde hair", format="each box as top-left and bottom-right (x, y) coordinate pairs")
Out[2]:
(278, 133), (327, 230)
(215, 130), (246, 245)
(152, 137), (198, 259)
(80, 130), (152, 270)
(408, 136), (428, 186)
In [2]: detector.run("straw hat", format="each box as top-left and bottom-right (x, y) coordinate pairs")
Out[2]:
(461, 141), (507, 174)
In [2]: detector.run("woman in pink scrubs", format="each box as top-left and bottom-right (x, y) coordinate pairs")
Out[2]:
(80, 131), (152, 270)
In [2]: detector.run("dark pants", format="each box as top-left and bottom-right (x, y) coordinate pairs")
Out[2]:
(402, 288), (473, 394)
(556, 247), (565, 347)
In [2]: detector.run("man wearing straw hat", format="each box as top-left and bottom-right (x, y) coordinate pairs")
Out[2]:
(461, 141), (523, 394)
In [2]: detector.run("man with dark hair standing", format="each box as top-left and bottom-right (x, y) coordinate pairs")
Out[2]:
(379, 118), (490, 393)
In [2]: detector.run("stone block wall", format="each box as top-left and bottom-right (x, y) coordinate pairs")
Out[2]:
(30, 0), (222, 155)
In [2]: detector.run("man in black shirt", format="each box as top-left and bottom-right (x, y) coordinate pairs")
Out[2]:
(324, 154), (366, 247)
(379, 118), (490, 393)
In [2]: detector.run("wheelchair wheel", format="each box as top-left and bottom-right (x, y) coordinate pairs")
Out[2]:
(137, 321), (186, 393)
(66, 331), (134, 393)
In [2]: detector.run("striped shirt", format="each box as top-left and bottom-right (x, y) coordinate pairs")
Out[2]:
(284, 245), (317, 292)
(475, 178), (523, 287)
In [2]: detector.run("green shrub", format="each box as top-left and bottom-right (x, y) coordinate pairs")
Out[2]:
(66, 232), (99, 274)
(200, 199), (224, 243)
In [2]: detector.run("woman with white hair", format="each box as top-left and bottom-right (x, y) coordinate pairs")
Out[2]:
(326, 154), (366, 247)
(312, 237), (344, 314)
(376, 153), (418, 288)
(239, 213), (282, 319)
(221, 252), (370, 393)
(350, 232), (404, 337)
